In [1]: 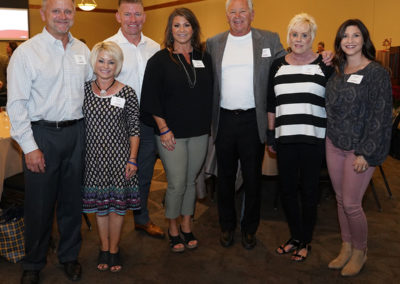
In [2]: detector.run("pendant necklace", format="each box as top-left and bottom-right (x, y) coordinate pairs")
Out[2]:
(177, 53), (196, 88)
(94, 79), (116, 96)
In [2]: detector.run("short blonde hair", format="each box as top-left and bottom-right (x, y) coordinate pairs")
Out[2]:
(287, 13), (317, 45)
(90, 41), (124, 77)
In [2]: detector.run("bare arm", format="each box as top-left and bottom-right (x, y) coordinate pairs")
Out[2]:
(125, 136), (139, 180)
(153, 115), (175, 151)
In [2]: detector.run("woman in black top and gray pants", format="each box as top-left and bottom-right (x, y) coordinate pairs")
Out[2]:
(140, 8), (213, 253)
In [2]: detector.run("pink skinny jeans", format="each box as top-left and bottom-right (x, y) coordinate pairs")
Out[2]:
(326, 138), (375, 250)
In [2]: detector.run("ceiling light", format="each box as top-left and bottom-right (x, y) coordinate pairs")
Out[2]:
(78, 0), (97, 11)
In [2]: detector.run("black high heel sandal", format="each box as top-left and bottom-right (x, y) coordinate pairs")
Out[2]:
(179, 226), (198, 250)
(97, 250), (109, 271)
(292, 242), (311, 262)
(168, 230), (185, 253)
(276, 238), (300, 255)
(109, 250), (122, 272)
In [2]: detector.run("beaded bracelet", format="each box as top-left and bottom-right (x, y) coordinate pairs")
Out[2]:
(127, 161), (138, 167)
(160, 129), (171, 135)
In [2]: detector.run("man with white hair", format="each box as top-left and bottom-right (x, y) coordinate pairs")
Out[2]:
(206, 0), (286, 249)
(7, 0), (91, 282)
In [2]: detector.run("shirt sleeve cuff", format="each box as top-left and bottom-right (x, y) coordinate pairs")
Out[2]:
(20, 139), (39, 154)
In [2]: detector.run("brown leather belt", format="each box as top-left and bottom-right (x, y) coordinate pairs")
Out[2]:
(31, 118), (83, 128)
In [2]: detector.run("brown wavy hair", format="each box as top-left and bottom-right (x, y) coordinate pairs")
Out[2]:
(163, 8), (204, 54)
(333, 19), (376, 73)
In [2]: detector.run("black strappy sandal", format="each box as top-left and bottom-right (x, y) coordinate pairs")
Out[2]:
(292, 242), (311, 262)
(180, 226), (198, 250)
(168, 230), (185, 253)
(276, 238), (300, 255)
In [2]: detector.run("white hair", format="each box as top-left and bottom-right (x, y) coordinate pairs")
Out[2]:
(287, 13), (317, 45)
(226, 0), (253, 12)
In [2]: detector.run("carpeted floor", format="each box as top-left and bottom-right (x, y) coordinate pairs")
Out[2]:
(1, 157), (399, 284)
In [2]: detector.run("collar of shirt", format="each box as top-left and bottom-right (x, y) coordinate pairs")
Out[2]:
(113, 28), (148, 47)
(41, 27), (74, 49)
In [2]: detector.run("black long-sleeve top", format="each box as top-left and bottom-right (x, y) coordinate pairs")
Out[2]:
(140, 48), (213, 138)
(325, 61), (392, 166)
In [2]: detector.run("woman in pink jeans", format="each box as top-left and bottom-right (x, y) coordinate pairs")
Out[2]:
(325, 19), (392, 277)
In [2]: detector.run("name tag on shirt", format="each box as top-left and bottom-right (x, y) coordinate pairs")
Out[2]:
(347, 74), (363, 84)
(74, 55), (87, 65)
(302, 65), (317, 75)
(111, 96), (125, 108)
(192, 60), (205, 68)
(262, 48), (271, 58)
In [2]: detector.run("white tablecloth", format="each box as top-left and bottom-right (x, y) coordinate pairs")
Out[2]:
(0, 112), (23, 201)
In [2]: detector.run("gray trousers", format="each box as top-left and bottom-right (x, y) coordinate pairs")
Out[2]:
(156, 134), (208, 219)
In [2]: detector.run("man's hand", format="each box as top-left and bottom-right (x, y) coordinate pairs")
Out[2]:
(25, 149), (46, 173)
(321, 50), (334, 66)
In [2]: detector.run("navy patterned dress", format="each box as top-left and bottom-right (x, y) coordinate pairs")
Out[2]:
(82, 81), (140, 215)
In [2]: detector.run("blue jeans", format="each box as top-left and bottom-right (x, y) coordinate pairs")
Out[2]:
(134, 122), (157, 225)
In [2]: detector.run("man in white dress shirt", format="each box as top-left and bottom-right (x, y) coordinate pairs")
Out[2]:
(106, 0), (165, 238)
(7, 0), (91, 283)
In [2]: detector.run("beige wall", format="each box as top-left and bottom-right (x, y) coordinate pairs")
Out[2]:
(1, 0), (399, 56)
(143, 0), (400, 52)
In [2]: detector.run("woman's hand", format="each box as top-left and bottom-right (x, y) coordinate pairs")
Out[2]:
(160, 130), (176, 151)
(125, 161), (138, 180)
(353, 155), (369, 173)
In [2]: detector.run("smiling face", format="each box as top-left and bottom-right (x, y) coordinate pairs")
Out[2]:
(171, 16), (193, 47)
(116, 2), (146, 41)
(288, 23), (313, 55)
(226, 0), (254, 36)
(40, 0), (75, 40)
(340, 25), (364, 57)
(94, 51), (117, 81)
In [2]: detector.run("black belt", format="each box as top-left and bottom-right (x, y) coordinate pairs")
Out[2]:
(221, 107), (255, 115)
(31, 118), (83, 128)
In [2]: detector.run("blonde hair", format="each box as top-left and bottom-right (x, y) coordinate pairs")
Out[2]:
(287, 13), (317, 45)
(90, 41), (124, 77)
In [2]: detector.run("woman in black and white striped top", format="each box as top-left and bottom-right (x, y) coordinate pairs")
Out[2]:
(267, 13), (333, 262)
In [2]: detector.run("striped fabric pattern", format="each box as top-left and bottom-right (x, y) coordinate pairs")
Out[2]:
(269, 56), (332, 144)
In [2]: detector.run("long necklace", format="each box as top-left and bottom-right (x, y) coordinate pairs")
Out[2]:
(94, 79), (116, 96)
(177, 53), (196, 88)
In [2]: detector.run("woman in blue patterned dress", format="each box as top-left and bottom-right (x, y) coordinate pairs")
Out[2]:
(82, 41), (140, 272)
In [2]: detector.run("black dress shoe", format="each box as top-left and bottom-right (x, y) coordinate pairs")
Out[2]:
(241, 232), (256, 250)
(21, 270), (40, 284)
(63, 260), (82, 281)
(220, 230), (234, 247)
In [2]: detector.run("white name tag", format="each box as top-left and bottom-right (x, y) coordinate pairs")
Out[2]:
(74, 55), (87, 65)
(110, 96), (125, 108)
(262, 48), (271, 58)
(347, 74), (363, 84)
(192, 60), (205, 68)
(302, 65), (316, 75)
